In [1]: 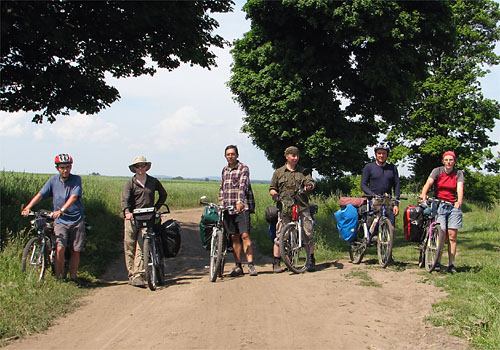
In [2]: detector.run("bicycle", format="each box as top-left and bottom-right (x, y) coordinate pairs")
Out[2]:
(132, 204), (171, 291)
(349, 194), (405, 268)
(21, 209), (85, 281)
(199, 196), (234, 282)
(276, 187), (317, 274)
(416, 197), (447, 272)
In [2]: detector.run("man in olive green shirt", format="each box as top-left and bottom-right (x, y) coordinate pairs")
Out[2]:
(269, 146), (315, 272)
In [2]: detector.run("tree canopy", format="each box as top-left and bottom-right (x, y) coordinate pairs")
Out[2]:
(1, 0), (233, 123)
(228, 0), (499, 177)
(387, 0), (500, 179)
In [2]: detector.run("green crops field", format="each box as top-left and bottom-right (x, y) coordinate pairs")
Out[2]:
(1, 171), (499, 348)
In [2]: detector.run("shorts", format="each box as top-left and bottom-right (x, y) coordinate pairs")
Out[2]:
(223, 211), (251, 235)
(54, 220), (86, 251)
(436, 203), (462, 230)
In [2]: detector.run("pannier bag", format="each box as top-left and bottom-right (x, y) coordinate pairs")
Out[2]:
(339, 197), (366, 208)
(334, 204), (359, 242)
(265, 205), (278, 225)
(200, 221), (216, 250)
(201, 206), (218, 224)
(403, 205), (424, 242)
(160, 219), (181, 258)
(200, 206), (218, 250)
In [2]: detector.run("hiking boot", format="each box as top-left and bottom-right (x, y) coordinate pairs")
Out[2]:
(248, 263), (258, 276)
(131, 276), (145, 287)
(309, 256), (316, 271)
(447, 264), (457, 274)
(273, 260), (282, 273)
(230, 266), (243, 277)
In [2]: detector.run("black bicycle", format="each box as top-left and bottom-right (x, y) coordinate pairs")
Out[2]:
(349, 194), (405, 268)
(199, 196), (234, 282)
(21, 209), (83, 281)
(132, 204), (171, 291)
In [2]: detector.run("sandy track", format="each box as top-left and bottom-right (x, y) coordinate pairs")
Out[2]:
(6, 208), (467, 350)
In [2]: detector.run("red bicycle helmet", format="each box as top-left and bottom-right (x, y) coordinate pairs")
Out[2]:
(54, 154), (73, 165)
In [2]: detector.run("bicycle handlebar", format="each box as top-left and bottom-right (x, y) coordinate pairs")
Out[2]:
(199, 197), (235, 212)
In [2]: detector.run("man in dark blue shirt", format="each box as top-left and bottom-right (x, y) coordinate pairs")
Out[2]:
(361, 143), (400, 227)
(22, 154), (85, 280)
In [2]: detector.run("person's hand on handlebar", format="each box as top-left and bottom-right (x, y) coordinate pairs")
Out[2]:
(125, 212), (133, 220)
(304, 184), (313, 191)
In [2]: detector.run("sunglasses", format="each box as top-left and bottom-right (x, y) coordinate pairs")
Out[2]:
(135, 163), (147, 169)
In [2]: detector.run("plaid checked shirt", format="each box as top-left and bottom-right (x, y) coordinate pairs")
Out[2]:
(218, 161), (255, 214)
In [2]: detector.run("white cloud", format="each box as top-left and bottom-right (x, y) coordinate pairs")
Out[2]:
(51, 114), (119, 142)
(0, 112), (26, 137)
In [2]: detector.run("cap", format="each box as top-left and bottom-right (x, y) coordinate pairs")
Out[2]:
(284, 146), (300, 155)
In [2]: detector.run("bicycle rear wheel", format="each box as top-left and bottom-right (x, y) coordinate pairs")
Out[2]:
(279, 223), (310, 273)
(143, 238), (158, 291)
(209, 229), (224, 282)
(349, 222), (366, 264)
(425, 224), (445, 272)
(377, 217), (393, 268)
(22, 236), (48, 281)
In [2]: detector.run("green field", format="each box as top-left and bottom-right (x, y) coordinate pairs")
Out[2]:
(1, 171), (499, 348)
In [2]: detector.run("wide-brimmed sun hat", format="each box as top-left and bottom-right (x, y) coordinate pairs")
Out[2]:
(129, 156), (151, 173)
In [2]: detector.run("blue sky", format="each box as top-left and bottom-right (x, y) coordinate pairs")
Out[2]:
(1, 2), (499, 180)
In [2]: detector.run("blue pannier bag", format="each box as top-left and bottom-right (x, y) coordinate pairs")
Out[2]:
(334, 204), (359, 242)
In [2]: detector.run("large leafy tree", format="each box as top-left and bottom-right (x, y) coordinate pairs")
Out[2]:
(229, 0), (456, 175)
(1, 0), (233, 123)
(387, 0), (500, 180)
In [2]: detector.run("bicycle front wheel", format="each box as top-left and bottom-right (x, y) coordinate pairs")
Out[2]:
(425, 224), (445, 272)
(377, 217), (393, 268)
(143, 238), (158, 291)
(22, 236), (48, 281)
(279, 223), (310, 274)
(349, 222), (366, 264)
(209, 229), (224, 282)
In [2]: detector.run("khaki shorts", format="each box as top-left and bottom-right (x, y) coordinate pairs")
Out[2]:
(54, 220), (86, 251)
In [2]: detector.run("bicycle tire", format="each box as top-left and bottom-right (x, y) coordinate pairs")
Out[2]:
(143, 238), (158, 291)
(377, 217), (393, 268)
(22, 236), (48, 281)
(279, 223), (310, 274)
(425, 224), (445, 272)
(156, 236), (165, 286)
(209, 229), (224, 282)
(349, 222), (366, 264)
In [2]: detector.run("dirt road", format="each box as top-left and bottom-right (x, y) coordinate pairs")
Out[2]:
(7, 208), (467, 350)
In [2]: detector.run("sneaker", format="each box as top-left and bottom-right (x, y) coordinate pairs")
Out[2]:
(230, 266), (243, 277)
(447, 264), (457, 274)
(248, 264), (258, 276)
(273, 260), (282, 273)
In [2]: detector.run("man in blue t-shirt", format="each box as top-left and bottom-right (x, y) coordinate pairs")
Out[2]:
(22, 154), (85, 280)
(361, 143), (401, 228)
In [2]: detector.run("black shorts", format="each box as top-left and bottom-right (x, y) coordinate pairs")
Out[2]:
(223, 211), (251, 235)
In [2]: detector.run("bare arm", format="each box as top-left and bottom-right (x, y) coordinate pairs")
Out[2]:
(456, 181), (464, 208)
(420, 177), (435, 200)
(52, 194), (78, 219)
(21, 193), (43, 216)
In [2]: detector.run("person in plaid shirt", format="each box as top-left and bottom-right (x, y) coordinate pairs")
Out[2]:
(218, 145), (257, 277)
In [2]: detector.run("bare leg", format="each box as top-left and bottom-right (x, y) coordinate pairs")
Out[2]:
(241, 233), (254, 263)
(69, 251), (80, 279)
(55, 247), (66, 278)
(447, 229), (458, 264)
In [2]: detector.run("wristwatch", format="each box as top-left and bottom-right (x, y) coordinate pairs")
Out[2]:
(60, 207), (65, 214)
